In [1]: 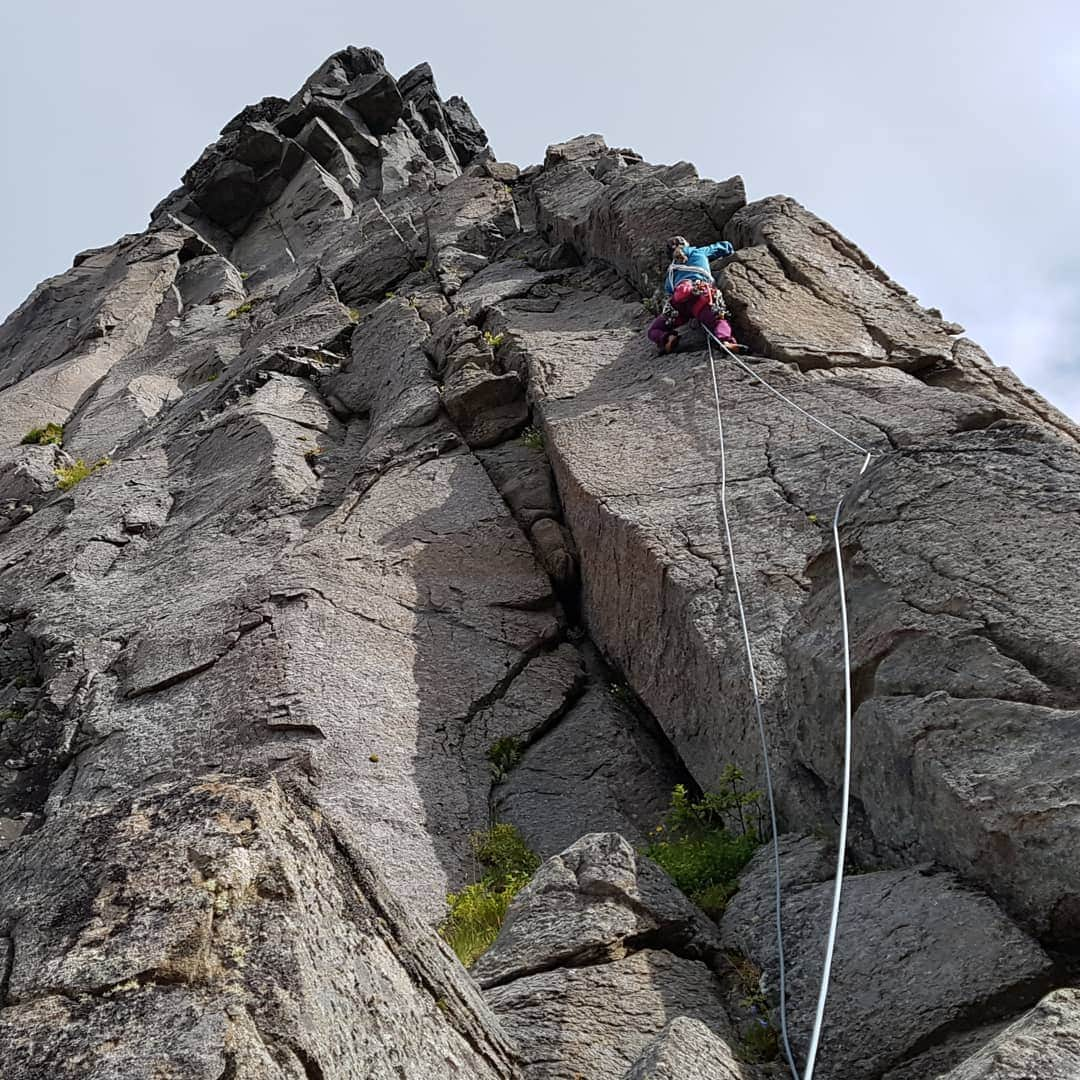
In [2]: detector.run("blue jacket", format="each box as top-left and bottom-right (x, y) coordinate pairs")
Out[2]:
(664, 241), (734, 295)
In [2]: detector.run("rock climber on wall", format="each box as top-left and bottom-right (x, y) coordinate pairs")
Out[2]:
(646, 235), (746, 355)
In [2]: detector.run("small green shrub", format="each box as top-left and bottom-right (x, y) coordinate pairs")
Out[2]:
(239, 271), (250, 280)
(384, 291), (396, 300)
(482, 330), (504, 349)
(487, 736), (524, 782)
(55, 457), (110, 492)
(439, 824), (540, 967)
(206, 372), (219, 382)
(473, 822), (540, 884)
(348, 307), (362, 323)
(644, 769), (764, 918)
(22, 423), (64, 446)
(519, 426), (544, 450)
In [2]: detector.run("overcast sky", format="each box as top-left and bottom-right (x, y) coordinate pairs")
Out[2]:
(2, 0), (1077, 417)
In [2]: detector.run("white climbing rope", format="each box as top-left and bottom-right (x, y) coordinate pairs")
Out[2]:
(703, 328), (873, 1080)
(706, 335), (801, 1080)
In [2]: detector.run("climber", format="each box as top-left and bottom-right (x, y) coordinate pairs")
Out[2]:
(646, 236), (745, 355)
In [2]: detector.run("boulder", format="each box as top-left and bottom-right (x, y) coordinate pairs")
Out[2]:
(721, 837), (1054, 1079)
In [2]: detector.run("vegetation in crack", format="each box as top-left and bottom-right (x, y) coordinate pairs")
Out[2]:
(486, 736), (524, 783)
(21, 423), (64, 447)
(727, 949), (780, 1063)
(225, 296), (266, 320)
(55, 457), (111, 491)
(643, 768), (765, 919)
(518, 425), (543, 450)
(439, 823), (540, 968)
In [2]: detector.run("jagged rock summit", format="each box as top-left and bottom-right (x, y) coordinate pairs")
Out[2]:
(1, 45), (1078, 1080)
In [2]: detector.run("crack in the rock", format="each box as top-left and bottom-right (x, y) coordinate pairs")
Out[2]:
(125, 613), (271, 699)
(305, 802), (515, 1075)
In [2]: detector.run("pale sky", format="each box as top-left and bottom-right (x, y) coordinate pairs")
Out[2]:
(2, 0), (1077, 418)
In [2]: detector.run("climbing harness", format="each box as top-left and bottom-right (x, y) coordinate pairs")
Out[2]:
(704, 328), (872, 1080)
(664, 258), (714, 295)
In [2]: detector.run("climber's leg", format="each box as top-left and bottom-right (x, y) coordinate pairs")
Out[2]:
(647, 315), (670, 347)
(695, 298), (745, 352)
(648, 312), (685, 354)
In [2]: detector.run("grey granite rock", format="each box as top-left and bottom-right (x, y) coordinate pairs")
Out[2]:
(935, 989), (1080, 1080)
(626, 1016), (755, 1080)
(1, 40), (1077, 1080)
(474, 832), (722, 988)
(722, 839), (1053, 1079)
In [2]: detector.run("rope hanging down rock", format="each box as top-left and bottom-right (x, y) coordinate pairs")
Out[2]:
(704, 328), (873, 1080)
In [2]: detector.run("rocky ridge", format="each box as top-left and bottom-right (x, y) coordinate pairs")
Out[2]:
(0, 45), (1077, 1080)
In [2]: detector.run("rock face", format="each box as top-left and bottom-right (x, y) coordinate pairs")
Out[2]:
(1, 46), (1078, 1080)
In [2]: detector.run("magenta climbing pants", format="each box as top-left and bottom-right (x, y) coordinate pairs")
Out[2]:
(647, 309), (734, 346)
(648, 281), (733, 346)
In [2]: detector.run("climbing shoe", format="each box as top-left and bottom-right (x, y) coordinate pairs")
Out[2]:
(661, 333), (680, 355)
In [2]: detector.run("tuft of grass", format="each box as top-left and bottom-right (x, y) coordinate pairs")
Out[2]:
(239, 271), (250, 280)
(439, 823), (540, 967)
(472, 822), (541, 882)
(22, 423), (64, 447)
(304, 446), (326, 463)
(348, 307), (362, 323)
(440, 880), (520, 969)
(644, 768), (765, 919)
(206, 372), (219, 382)
(55, 457), (110, 492)
(487, 736), (524, 783)
(384, 291), (396, 300)
(519, 425), (543, 450)
(482, 330), (504, 349)
(226, 297), (265, 320)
